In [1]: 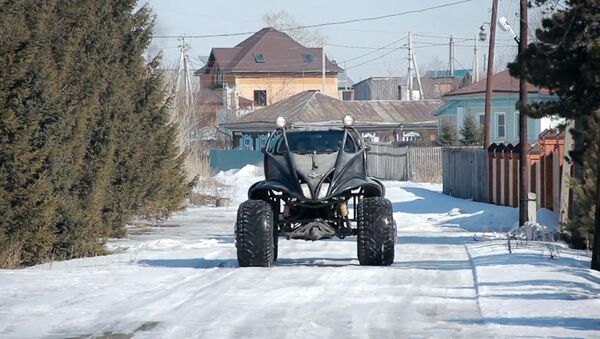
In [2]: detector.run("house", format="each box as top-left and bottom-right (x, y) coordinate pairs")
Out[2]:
(219, 90), (443, 150)
(353, 77), (405, 101)
(432, 70), (556, 144)
(421, 69), (472, 98)
(195, 27), (342, 113)
(352, 71), (471, 101)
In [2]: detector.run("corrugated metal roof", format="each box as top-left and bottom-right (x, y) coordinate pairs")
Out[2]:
(223, 91), (442, 129)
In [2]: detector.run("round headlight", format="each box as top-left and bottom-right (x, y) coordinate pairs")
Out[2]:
(343, 114), (354, 127)
(276, 116), (286, 129)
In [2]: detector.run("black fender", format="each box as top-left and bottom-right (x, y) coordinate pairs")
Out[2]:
(329, 177), (384, 198)
(249, 178), (384, 201)
(248, 180), (303, 200)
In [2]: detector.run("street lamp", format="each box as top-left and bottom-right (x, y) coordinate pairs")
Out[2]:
(498, 16), (519, 43)
(498, 15), (529, 227)
(479, 23), (489, 42)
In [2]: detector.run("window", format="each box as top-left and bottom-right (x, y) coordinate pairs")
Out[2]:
(496, 112), (506, 138)
(256, 134), (268, 151)
(244, 137), (253, 150)
(342, 90), (353, 101)
(254, 53), (265, 63)
(216, 69), (224, 85)
(254, 90), (267, 106)
(302, 52), (313, 63)
(240, 134), (253, 150)
(403, 132), (421, 142)
(478, 113), (485, 127)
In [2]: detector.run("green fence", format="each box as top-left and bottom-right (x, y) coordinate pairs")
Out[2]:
(209, 149), (263, 174)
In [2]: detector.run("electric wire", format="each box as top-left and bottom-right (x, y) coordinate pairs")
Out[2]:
(153, 0), (473, 39)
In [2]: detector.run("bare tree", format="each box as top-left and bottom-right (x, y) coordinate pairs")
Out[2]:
(262, 10), (324, 47)
(160, 62), (216, 179)
(266, 76), (295, 105)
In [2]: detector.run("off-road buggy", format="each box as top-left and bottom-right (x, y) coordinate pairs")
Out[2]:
(234, 115), (396, 267)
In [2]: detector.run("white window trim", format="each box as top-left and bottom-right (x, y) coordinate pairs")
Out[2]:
(496, 112), (506, 139)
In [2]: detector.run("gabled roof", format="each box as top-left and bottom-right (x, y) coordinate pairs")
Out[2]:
(220, 91), (442, 130)
(445, 70), (549, 97)
(198, 27), (342, 75)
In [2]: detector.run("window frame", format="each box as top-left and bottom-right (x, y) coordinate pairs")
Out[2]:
(253, 90), (267, 106)
(496, 112), (506, 139)
(254, 53), (265, 63)
(302, 52), (313, 63)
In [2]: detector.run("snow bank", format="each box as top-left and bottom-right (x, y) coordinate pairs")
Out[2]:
(509, 221), (557, 241)
(213, 165), (264, 203)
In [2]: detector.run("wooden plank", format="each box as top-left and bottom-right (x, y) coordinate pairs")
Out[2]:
(441, 147), (488, 202)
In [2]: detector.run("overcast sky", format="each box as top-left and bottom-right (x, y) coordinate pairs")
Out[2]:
(146, 0), (533, 82)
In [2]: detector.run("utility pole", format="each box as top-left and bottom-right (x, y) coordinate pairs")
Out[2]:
(472, 35), (479, 83)
(412, 45), (423, 100)
(407, 32), (414, 100)
(483, 0), (498, 148)
(518, 0), (529, 226)
(449, 34), (455, 76)
(322, 38), (326, 96)
(176, 35), (193, 106)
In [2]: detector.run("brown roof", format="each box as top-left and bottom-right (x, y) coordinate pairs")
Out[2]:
(196, 88), (225, 105)
(198, 27), (342, 75)
(222, 91), (442, 129)
(445, 70), (549, 96)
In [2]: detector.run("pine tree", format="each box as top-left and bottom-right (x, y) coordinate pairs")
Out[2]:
(460, 113), (483, 146)
(438, 120), (459, 146)
(0, 1), (189, 266)
(508, 0), (600, 270)
(0, 1), (61, 266)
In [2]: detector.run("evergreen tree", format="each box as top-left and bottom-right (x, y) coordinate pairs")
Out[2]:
(438, 120), (459, 146)
(0, 1), (188, 266)
(460, 113), (483, 146)
(508, 0), (600, 270)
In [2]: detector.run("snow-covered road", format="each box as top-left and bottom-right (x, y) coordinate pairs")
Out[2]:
(1, 174), (599, 338)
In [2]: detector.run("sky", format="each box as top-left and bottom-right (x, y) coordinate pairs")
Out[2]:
(146, 0), (531, 82)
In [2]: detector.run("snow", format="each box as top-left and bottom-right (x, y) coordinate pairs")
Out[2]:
(0, 167), (598, 338)
(213, 164), (264, 203)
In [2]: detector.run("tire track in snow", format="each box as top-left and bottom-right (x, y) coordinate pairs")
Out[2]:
(464, 243), (484, 319)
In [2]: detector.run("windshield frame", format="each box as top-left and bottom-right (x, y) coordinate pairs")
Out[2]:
(274, 129), (358, 155)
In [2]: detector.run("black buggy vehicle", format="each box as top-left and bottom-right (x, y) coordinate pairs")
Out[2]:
(234, 115), (396, 267)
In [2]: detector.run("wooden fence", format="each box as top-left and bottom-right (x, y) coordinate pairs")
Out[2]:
(487, 130), (565, 211)
(442, 147), (489, 203)
(367, 145), (442, 183)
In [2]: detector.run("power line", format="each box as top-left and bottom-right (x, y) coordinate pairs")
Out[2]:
(327, 43), (402, 50)
(342, 37), (408, 64)
(153, 0), (473, 39)
(347, 45), (406, 70)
